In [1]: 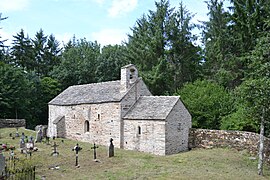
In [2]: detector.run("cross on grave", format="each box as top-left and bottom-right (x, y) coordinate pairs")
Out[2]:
(29, 136), (34, 143)
(72, 143), (82, 167)
(21, 132), (25, 140)
(51, 142), (59, 156)
(91, 143), (99, 160)
(20, 137), (25, 153)
(108, 138), (114, 157)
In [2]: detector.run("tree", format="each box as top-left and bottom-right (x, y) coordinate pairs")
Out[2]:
(51, 38), (100, 89)
(202, 0), (270, 88)
(202, 0), (235, 87)
(241, 31), (270, 176)
(96, 45), (128, 82)
(43, 34), (62, 76)
(220, 104), (258, 132)
(177, 80), (234, 129)
(32, 29), (47, 76)
(0, 13), (7, 48)
(126, 0), (201, 95)
(0, 13), (8, 62)
(28, 76), (61, 126)
(0, 62), (32, 120)
(168, 2), (202, 90)
(11, 29), (34, 70)
(238, 79), (270, 176)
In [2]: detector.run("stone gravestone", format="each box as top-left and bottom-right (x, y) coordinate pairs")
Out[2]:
(41, 125), (48, 138)
(35, 125), (43, 142)
(15, 127), (20, 137)
(108, 138), (114, 157)
(20, 136), (26, 153)
(0, 151), (5, 174)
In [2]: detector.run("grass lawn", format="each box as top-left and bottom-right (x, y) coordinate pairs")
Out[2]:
(0, 127), (270, 180)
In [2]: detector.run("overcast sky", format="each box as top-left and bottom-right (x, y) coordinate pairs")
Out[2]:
(0, 0), (214, 47)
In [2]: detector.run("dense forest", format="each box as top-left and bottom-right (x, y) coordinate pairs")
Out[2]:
(0, 0), (269, 134)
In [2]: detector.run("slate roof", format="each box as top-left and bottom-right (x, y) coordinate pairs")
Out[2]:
(49, 80), (124, 105)
(123, 96), (179, 120)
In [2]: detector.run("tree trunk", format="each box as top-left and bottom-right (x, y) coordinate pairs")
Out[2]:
(258, 107), (265, 176)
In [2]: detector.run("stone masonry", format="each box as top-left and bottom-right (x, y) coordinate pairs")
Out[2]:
(189, 128), (270, 163)
(0, 119), (26, 128)
(48, 64), (192, 155)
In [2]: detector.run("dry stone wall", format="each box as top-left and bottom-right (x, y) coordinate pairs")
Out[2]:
(0, 119), (25, 128)
(189, 128), (270, 163)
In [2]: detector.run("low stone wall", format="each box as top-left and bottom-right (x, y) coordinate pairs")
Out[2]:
(189, 128), (270, 163)
(0, 119), (26, 128)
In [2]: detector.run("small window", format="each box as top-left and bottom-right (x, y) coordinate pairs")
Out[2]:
(88, 109), (91, 120)
(138, 126), (141, 135)
(98, 114), (100, 120)
(177, 123), (181, 131)
(84, 120), (90, 133)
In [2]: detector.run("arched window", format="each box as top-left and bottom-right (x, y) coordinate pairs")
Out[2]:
(84, 120), (90, 133)
(138, 126), (141, 135)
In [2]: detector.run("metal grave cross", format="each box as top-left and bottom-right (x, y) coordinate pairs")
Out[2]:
(51, 142), (59, 156)
(91, 143), (99, 160)
(73, 143), (82, 166)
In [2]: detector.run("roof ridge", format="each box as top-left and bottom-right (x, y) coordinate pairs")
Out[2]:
(140, 95), (179, 98)
(69, 80), (120, 88)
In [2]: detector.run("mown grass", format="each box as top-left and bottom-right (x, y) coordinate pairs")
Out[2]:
(0, 127), (270, 180)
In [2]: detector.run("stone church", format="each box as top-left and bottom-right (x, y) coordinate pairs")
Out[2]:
(47, 64), (191, 155)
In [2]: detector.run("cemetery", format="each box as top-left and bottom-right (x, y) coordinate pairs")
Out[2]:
(0, 127), (270, 179)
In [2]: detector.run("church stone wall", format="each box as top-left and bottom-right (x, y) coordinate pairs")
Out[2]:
(123, 119), (166, 155)
(48, 103), (122, 148)
(48, 105), (68, 137)
(165, 100), (192, 155)
(64, 103), (122, 147)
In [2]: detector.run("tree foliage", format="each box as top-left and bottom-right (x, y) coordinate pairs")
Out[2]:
(1, 0), (270, 138)
(177, 80), (233, 129)
(0, 62), (32, 120)
(96, 45), (128, 82)
(51, 38), (100, 89)
(126, 0), (201, 95)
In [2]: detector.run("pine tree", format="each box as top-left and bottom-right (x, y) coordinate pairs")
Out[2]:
(43, 34), (62, 76)
(126, 0), (201, 95)
(11, 29), (34, 70)
(32, 29), (48, 76)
